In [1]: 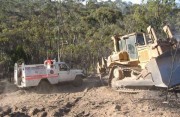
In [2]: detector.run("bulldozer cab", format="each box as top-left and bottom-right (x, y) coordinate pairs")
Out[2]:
(118, 33), (147, 59)
(120, 34), (138, 60)
(117, 32), (153, 68)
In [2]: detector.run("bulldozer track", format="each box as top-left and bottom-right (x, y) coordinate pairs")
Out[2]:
(112, 86), (147, 94)
(117, 86), (162, 93)
(114, 88), (143, 94)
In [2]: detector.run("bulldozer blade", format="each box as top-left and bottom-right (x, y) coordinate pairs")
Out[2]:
(146, 48), (180, 88)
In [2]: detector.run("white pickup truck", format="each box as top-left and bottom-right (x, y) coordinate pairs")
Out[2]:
(14, 60), (85, 88)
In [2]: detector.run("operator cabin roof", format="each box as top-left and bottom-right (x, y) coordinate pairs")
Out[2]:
(111, 32), (144, 41)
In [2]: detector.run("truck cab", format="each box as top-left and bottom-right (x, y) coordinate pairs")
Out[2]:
(56, 62), (84, 82)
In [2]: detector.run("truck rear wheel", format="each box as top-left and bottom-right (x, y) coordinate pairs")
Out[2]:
(72, 76), (83, 87)
(37, 79), (52, 93)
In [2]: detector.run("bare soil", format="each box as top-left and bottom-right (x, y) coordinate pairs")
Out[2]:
(0, 77), (180, 117)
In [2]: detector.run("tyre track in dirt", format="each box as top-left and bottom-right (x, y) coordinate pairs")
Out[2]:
(0, 77), (180, 117)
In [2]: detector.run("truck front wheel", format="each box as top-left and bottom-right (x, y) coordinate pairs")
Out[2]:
(72, 76), (83, 87)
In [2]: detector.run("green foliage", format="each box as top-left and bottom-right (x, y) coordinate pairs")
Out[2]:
(10, 45), (28, 64)
(0, 0), (179, 73)
(93, 7), (122, 25)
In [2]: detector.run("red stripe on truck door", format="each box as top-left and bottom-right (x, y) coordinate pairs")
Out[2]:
(26, 74), (58, 80)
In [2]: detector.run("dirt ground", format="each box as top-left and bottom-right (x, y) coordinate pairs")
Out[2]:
(0, 76), (180, 117)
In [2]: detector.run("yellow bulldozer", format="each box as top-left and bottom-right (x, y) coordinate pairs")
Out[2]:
(97, 25), (180, 91)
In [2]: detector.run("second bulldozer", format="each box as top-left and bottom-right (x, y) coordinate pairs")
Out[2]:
(97, 25), (180, 90)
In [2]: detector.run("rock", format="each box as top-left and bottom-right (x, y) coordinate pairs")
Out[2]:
(84, 88), (89, 93)
(66, 102), (73, 108)
(51, 108), (70, 117)
(52, 111), (63, 117)
(91, 102), (95, 105)
(74, 97), (81, 103)
(16, 90), (26, 95)
(1, 106), (12, 116)
(84, 111), (90, 116)
(10, 112), (30, 117)
(114, 105), (121, 111)
(63, 108), (70, 113)
(20, 106), (27, 112)
(75, 111), (85, 117)
(77, 110), (90, 116)
(39, 107), (45, 112)
(140, 110), (145, 112)
(38, 111), (47, 117)
(160, 112), (164, 115)
(11, 106), (18, 112)
(123, 111), (129, 115)
(28, 107), (44, 116)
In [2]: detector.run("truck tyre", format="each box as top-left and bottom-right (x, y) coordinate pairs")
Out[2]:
(73, 76), (83, 87)
(37, 79), (52, 93)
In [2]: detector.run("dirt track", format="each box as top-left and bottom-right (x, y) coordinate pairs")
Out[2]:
(0, 77), (180, 117)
